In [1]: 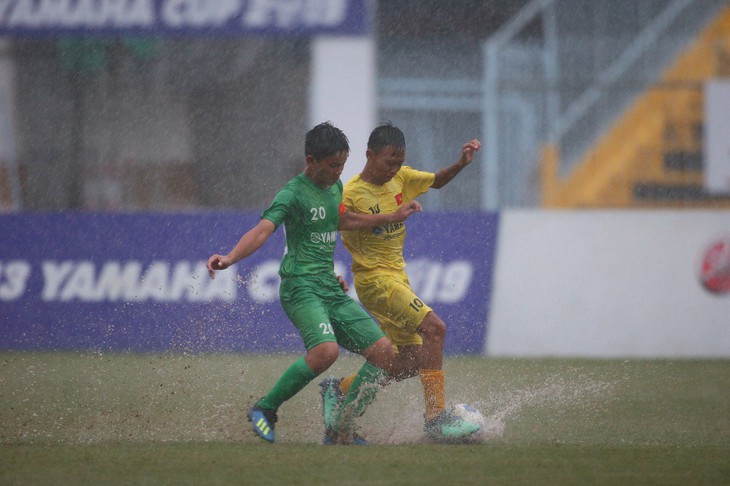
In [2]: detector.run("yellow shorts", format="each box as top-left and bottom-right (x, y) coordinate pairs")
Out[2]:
(355, 271), (433, 348)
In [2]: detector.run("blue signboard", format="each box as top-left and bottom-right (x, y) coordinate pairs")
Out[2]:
(0, 0), (370, 37)
(0, 211), (498, 353)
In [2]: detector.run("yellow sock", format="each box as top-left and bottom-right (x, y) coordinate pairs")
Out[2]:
(339, 373), (357, 395)
(419, 369), (445, 421)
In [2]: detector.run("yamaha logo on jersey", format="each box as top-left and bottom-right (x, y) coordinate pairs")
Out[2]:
(310, 231), (338, 244)
(371, 222), (403, 236)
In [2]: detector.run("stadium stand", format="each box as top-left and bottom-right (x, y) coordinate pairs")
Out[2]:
(542, 6), (730, 208)
(2, 1), (729, 211)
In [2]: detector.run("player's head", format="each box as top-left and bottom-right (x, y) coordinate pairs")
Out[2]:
(364, 122), (406, 185)
(367, 121), (406, 156)
(304, 121), (350, 188)
(306, 121), (350, 161)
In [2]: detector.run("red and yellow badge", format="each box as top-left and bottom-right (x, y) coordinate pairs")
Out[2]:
(395, 193), (403, 205)
(338, 203), (347, 215)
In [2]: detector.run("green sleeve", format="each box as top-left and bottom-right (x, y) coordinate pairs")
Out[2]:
(261, 188), (296, 229)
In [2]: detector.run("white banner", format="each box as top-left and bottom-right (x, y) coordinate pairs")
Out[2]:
(704, 80), (730, 194)
(487, 210), (730, 358)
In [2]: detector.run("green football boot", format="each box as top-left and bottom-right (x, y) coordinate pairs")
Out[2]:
(319, 377), (344, 431)
(424, 408), (481, 443)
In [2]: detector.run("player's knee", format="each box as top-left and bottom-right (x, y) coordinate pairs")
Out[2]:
(317, 342), (340, 364)
(362, 337), (398, 374)
(306, 342), (339, 373)
(419, 313), (446, 341)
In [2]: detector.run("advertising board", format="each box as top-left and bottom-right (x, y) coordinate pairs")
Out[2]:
(0, 212), (498, 353)
(0, 0), (370, 37)
(487, 210), (730, 357)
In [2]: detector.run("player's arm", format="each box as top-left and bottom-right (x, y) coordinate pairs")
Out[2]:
(431, 139), (482, 189)
(207, 218), (276, 279)
(338, 200), (422, 231)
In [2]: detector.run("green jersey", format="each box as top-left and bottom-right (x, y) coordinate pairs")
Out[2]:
(262, 173), (383, 352)
(262, 173), (343, 281)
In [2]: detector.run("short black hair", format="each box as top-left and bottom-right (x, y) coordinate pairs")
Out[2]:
(305, 121), (350, 160)
(367, 121), (405, 153)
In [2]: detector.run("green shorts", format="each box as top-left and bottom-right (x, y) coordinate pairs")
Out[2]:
(280, 276), (385, 353)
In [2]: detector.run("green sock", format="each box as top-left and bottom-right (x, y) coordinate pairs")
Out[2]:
(258, 357), (317, 411)
(334, 362), (388, 430)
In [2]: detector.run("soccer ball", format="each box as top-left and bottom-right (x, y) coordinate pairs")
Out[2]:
(451, 403), (486, 442)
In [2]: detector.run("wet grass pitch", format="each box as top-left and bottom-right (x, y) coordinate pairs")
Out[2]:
(1, 353), (728, 484)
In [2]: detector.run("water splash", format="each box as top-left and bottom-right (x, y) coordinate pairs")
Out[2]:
(366, 371), (617, 445)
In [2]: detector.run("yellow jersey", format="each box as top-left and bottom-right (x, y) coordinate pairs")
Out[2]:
(341, 166), (434, 278)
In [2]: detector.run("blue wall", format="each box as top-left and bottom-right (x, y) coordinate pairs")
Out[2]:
(0, 212), (498, 353)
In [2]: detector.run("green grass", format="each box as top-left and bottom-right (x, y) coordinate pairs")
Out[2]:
(1, 353), (729, 485)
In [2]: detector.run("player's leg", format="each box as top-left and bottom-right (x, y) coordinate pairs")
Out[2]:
(250, 291), (338, 443)
(334, 313), (444, 419)
(389, 345), (421, 381)
(415, 311), (446, 421)
(415, 311), (445, 370)
(372, 283), (455, 429)
(327, 299), (397, 444)
(362, 277), (478, 440)
(414, 311), (480, 441)
(334, 274), (424, 385)
(319, 275), (422, 431)
(328, 343), (418, 400)
(257, 341), (339, 411)
(333, 336), (394, 444)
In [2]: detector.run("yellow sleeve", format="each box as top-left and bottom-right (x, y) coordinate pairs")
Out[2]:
(399, 166), (434, 202)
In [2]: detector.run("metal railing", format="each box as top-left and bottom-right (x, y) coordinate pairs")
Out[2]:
(379, 0), (727, 209)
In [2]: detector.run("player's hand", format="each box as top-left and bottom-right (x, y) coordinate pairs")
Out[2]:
(336, 275), (349, 292)
(393, 200), (422, 222)
(207, 254), (231, 279)
(460, 139), (482, 165)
